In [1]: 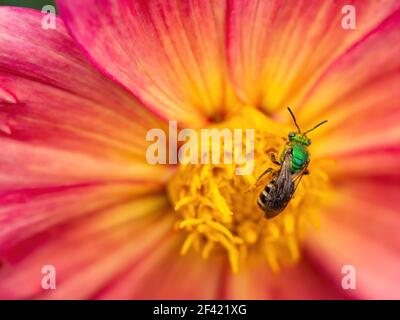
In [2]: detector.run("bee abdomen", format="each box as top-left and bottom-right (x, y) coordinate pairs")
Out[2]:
(257, 185), (271, 210)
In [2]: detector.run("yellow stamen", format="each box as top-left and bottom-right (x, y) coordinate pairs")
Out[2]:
(167, 107), (330, 273)
(201, 240), (215, 259)
(181, 233), (197, 255)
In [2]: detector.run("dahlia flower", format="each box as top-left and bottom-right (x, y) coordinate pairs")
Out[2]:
(0, 0), (399, 299)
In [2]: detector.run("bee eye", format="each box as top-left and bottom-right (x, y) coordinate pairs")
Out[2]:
(288, 132), (295, 138)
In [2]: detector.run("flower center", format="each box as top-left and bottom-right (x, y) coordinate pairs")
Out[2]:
(167, 108), (330, 273)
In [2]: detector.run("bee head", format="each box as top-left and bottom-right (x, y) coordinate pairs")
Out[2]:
(288, 132), (311, 146)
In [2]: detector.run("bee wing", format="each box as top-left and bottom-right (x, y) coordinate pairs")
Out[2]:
(275, 149), (295, 199)
(291, 159), (310, 193)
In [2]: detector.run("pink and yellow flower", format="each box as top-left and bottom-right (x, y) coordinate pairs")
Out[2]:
(0, 0), (399, 299)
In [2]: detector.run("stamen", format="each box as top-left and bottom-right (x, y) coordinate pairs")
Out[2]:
(167, 108), (330, 273)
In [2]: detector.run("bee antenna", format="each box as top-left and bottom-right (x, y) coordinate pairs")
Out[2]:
(287, 107), (301, 133)
(304, 120), (328, 134)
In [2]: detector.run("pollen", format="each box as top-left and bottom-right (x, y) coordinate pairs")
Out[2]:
(167, 107), (330, 273)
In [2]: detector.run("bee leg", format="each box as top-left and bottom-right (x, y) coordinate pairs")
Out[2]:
(270, 153), (281, 166)
(246, 168), (275, 193)
(304, 169), (310, 175)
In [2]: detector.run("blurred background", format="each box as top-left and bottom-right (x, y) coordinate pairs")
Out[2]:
(0, 0), (55, 9)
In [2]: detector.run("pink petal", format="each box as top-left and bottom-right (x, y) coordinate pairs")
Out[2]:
(58, 0), (239, 125)
(306, 178), (400, 299)
(0, 7), (166, 166)
(300, 7), (400, 139)
(0, 139), (170, 188)
(221, 258), (345, 299)
(0, 183), (161, 251)
(0, 7), (170, 184)
(95, 236), (224, 299)
(0, 195), (171, 299)
(323, 147), (400, 179)
(227, 0), (400, 113)
(298, 8), (400, 178)
(0, 7), (173, 261)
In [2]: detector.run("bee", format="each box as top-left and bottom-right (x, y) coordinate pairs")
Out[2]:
(255, 107), (328, 219)
(257, 147), (295, 218)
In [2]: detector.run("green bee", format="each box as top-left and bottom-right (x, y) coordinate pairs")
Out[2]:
(280, 107), (328, 176)
(255, 107), (328, 219)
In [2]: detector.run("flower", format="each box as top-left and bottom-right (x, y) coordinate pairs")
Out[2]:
(0, 0), (399, 299)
